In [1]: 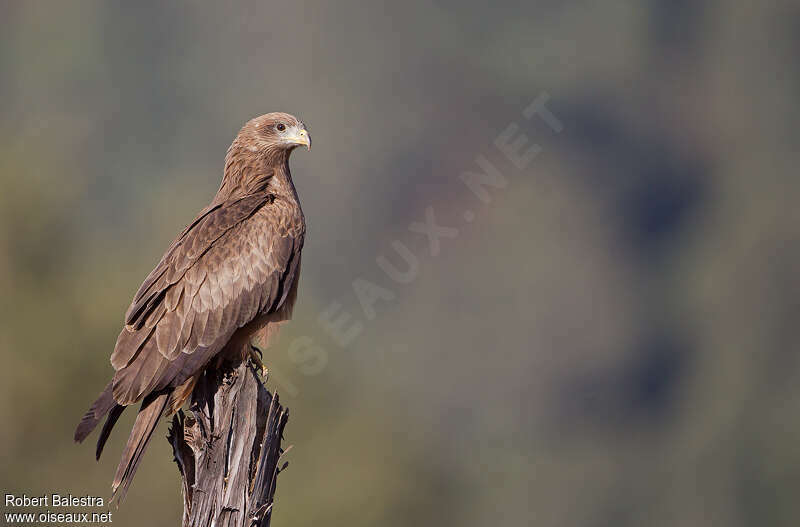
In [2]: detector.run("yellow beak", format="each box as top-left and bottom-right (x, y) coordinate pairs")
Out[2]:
(288, 128), (311, 150)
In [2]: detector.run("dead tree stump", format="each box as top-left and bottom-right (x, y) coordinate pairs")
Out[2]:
(168, 358), (289, 527)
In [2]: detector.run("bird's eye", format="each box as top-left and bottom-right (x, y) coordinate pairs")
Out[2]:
(276, 123), (286, 132)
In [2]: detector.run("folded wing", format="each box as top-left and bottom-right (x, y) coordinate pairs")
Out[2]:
(110, 191), (303, 405)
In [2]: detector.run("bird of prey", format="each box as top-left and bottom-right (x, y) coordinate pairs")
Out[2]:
(75, 113), (310, 501)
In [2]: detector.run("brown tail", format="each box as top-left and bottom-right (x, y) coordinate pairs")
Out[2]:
(76, 379), (193, 501)
(74, 382), (126, 456)
(74, 382), (129, 461)
(111, 391), (170, 503)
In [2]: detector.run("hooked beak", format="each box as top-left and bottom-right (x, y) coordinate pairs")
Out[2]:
(287, 127), (311, 150)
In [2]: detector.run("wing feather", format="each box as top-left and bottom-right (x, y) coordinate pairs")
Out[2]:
(165, 283), (183, 311)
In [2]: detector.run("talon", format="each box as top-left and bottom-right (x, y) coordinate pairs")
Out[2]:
(249, 346), (269, 379)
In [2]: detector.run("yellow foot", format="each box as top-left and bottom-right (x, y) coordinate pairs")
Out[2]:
(249, 345), (269, 379)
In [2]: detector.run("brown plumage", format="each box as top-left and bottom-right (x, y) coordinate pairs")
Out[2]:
(74, 113), (310, 502)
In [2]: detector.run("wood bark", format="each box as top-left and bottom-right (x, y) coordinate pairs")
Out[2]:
(168, 358), (289, 527)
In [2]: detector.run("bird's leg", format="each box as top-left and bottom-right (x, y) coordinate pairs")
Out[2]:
(249, 344), (269, 380)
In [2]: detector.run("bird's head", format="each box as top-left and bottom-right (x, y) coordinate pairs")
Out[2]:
(218, 112), (311, 200)
(237, 112), (311, 160)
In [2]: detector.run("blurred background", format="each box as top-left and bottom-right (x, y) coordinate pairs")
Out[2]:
(1, 1), (799, 526)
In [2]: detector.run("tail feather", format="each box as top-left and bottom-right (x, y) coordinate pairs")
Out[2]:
(96, 404), (126, 460)
(111, 391), (169, 503)
(74, 382), (118, 443)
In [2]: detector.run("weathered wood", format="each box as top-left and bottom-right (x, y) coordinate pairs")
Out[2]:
(168, 358), (289, 527)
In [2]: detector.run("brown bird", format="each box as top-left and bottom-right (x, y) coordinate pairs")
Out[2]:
(75, 113), (310, 502)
